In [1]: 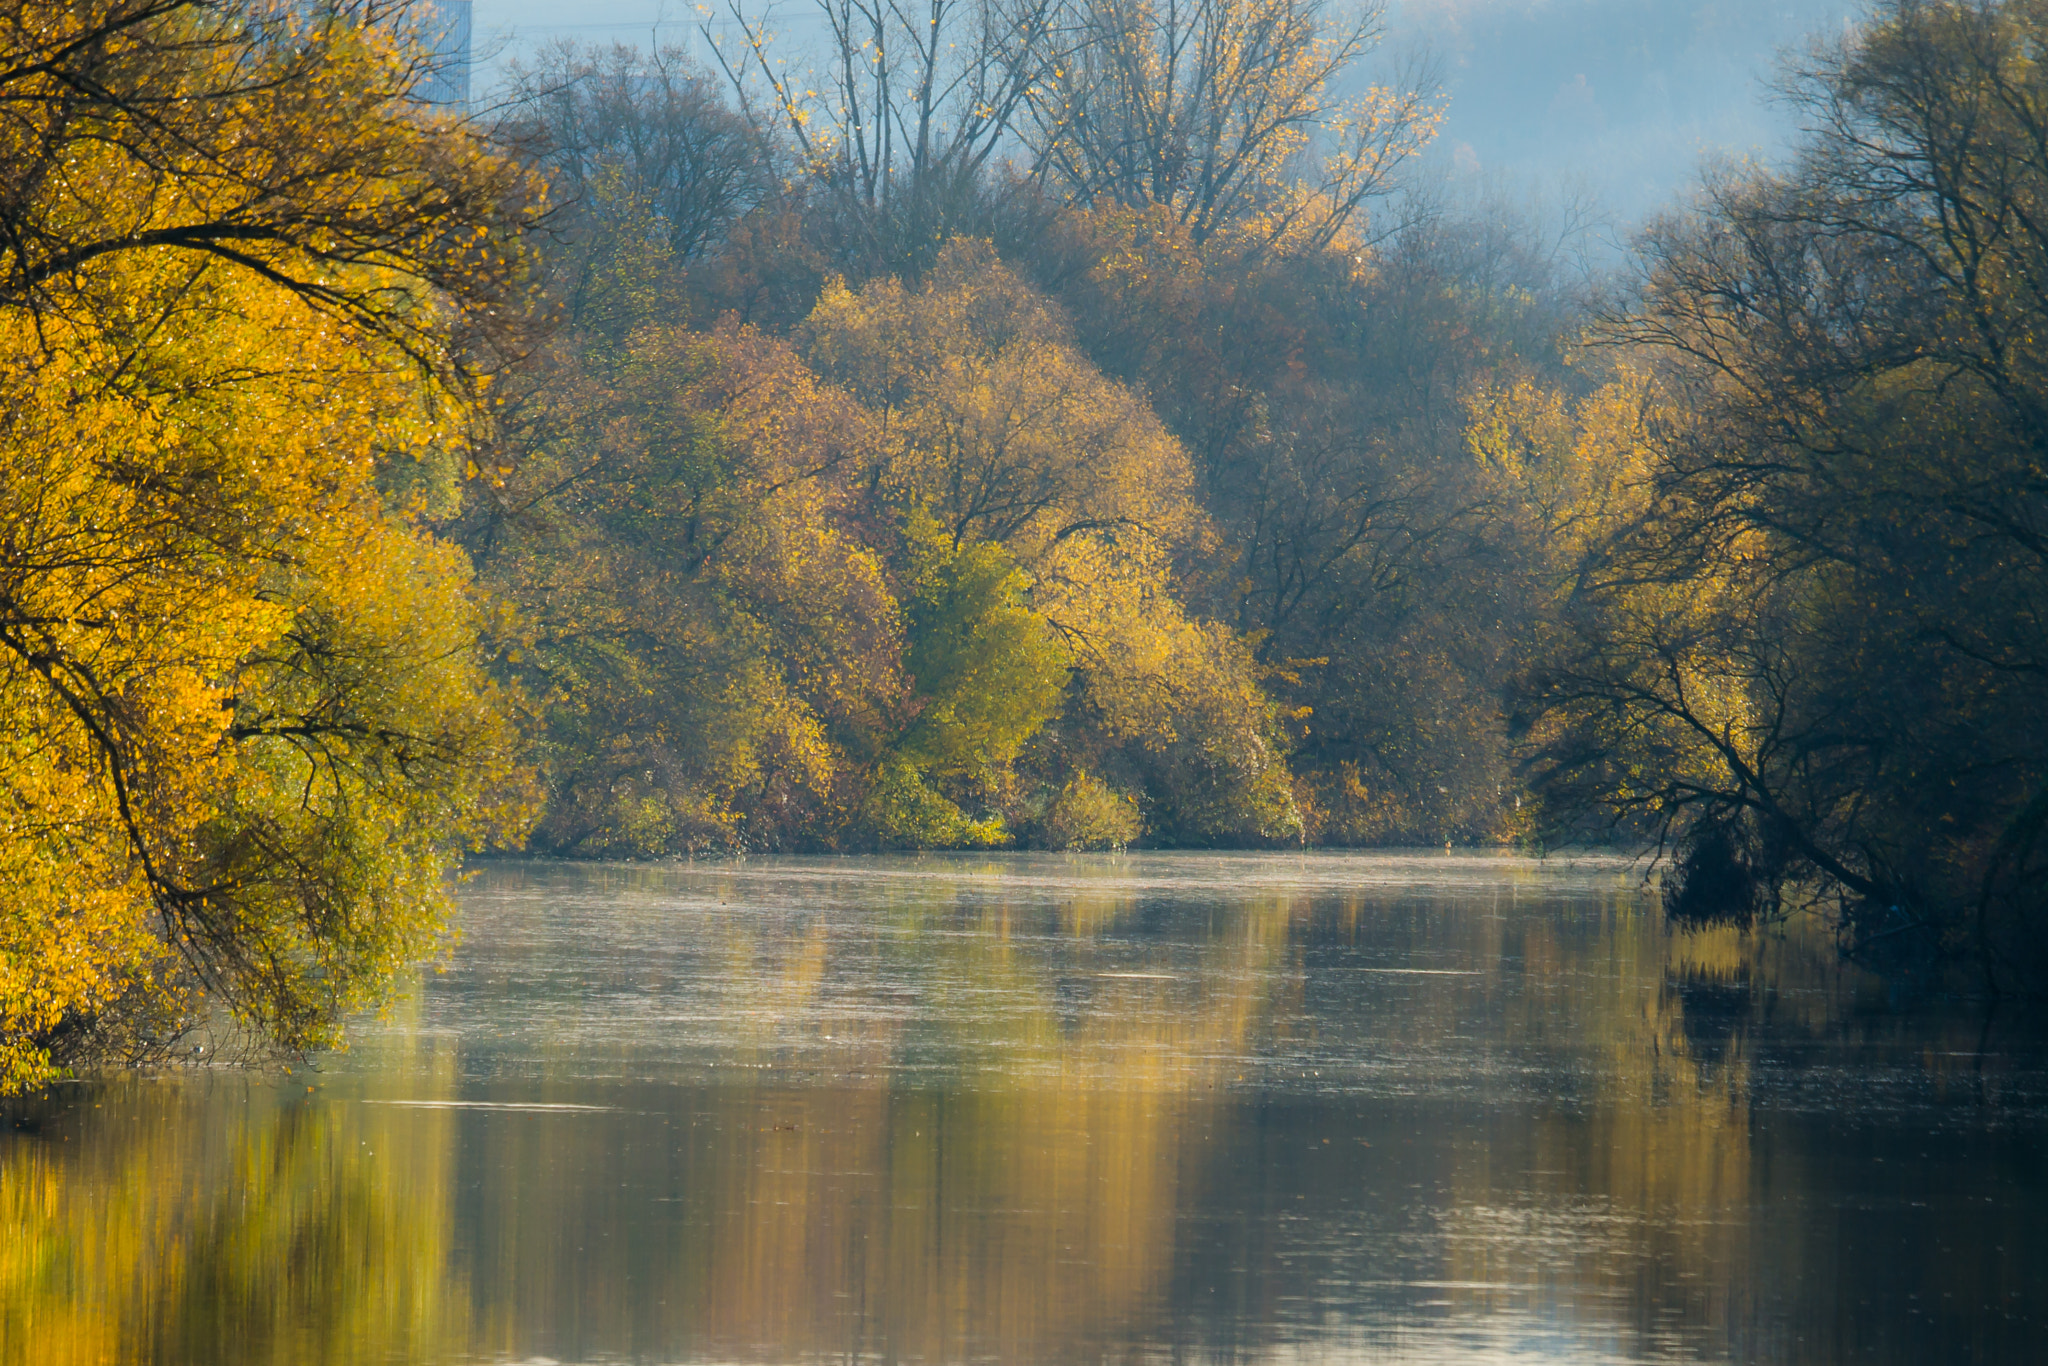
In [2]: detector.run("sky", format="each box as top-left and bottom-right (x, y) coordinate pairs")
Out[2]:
(464, 0), (1864, 225)
(1383, 0), (1858, 218)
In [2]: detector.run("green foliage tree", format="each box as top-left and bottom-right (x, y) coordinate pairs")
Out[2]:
(864, 518), (1071, 847)
(898, 523), (1071, 794)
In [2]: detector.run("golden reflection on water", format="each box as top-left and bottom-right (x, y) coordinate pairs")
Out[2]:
(1437, 908), (1756, 1345)
(2, 854), (2042, 1365)
(681, 891), (1294, 1361)
(2, 1070), (469, 1364)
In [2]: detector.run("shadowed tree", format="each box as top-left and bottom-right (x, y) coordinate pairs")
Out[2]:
(1508, 0), (2048, 986)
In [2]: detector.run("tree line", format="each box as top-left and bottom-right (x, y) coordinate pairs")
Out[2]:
(0, 0), (2041, 1091)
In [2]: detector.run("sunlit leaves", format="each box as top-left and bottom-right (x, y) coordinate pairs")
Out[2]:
(1028, 0), (1439, 256)
(0, 262), (532, 1089)
(803, 241), (1196, 561)
(0, 0), (543, 1091)
(899, 516), (1070, 786)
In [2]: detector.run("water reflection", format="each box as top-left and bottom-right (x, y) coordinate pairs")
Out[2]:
(3, 853), (2044, 1364)
(1, 1074), (468, 1365)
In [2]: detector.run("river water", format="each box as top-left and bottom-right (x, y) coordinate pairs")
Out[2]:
(5, 853), (2046, 1364)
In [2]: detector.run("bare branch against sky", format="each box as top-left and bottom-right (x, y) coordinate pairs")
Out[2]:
(469, 0), (1857, 218)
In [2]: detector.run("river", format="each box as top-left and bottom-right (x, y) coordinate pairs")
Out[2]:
(4, 853), (2045, 1364)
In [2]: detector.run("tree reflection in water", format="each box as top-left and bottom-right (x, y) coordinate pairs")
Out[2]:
(3, 854), (2043, 1364)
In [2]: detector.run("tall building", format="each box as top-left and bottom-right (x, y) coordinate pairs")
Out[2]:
(412, 0), (473, 109)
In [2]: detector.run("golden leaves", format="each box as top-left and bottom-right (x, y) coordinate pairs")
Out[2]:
(0, 1), (542, 1088)
(804, 241), (1198, 564)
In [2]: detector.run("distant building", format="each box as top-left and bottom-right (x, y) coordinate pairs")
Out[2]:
(411, 0), (472, 109)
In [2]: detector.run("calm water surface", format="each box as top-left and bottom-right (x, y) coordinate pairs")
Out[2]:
(5, 853), (2046, 1364)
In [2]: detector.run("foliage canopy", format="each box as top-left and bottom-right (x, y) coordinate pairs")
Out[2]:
(0, 0), (543, 1091)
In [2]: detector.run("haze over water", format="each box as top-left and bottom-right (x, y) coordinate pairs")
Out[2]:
(5, 853), (2044, 1363)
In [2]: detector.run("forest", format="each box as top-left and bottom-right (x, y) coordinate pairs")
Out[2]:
(0, 0), (2044, 1092)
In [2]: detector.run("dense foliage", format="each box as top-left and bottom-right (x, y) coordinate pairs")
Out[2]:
(478, 0), (2048, 991)
(466, 229), (1303, 856)
(481, 0), (1565, 858)
(0, 0), (542, 1090)
(1504, 0), (2048, 987)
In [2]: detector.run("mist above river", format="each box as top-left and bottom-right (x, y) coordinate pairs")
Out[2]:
(9, 855), (2043, 1364)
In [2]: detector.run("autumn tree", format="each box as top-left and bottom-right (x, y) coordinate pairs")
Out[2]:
(1028, 0), (1439, 256)
(482, 8), (1588, 854)
(1509, 0), (2048, 986)
(472, 201), (1308, 852)
(1010, 182), (1591, 843)
(464, 319), (905, 854)
(805, 242), (1302, 843)
(0, 0), (543, 1092)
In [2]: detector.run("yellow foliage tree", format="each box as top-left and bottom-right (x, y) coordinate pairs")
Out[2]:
(1467, 367), (1774, 856)
(472, 318), (904, 853)
(1029, 0), (1440, 257)
(0, 0), (543, 1092)
(804, 240), (1301, 843)
(803, 241), (1199, 565)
